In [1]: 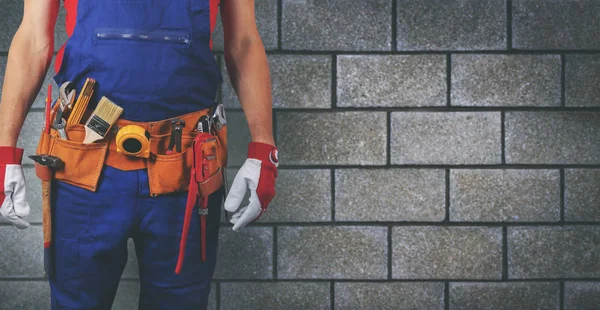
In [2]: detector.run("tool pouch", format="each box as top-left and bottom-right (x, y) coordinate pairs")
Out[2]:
(146, 133), (198, 196)
(193, 133), (223, 198)
(35, 125), (109, 191)
(35, 132), (53, 182)
(146, 113), (227, 197)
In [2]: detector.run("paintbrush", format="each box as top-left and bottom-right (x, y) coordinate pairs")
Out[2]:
(68, 78), (96, 125)
(82, 96), (123, 144)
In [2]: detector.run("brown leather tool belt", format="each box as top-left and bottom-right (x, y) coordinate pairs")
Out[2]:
(35, 108), (228, 197)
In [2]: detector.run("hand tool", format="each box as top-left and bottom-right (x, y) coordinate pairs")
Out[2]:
(211, 103), (227, 131)
(116, 125), (151, 158)
(39, 87), (55, 277)
(29, 154), (64, 280)
(196, 115), (211, 133)
(52, 116), (68, 140)
(175, 133), (219, 274)
(83, 96), (124, 144)
(29, 154), (65, 170)
(58, 81), (76, 111)
(52, 83), (76, 140)
(68, 78), (96, 125)
(167, 118), (185, 154)
(44, 84), (52, 134)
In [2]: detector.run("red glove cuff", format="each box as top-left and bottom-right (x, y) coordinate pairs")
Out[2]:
(248, 142), (278, 168)
(0, 146), (24, 165)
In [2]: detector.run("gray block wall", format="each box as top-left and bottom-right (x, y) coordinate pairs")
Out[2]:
(1, 0), (600, 309)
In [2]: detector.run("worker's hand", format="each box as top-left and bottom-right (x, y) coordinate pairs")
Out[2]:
(0, 147), (30, 229)
(224, 142), (278, 231)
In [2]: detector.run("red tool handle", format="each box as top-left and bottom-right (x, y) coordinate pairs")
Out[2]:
(44, 84), (52, 134)
(200, 197), (208, 262)
(175, 168), (198, 274)
(175, 136), (211, 274)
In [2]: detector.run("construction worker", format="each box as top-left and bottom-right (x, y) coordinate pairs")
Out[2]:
(0, 0), (278, 309)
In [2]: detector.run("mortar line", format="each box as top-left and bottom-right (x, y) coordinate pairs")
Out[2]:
(391, 0), (397, 51)
(445, 169), (450, 222)
(560, 169), (565, 222)
(386, 112), (392, 165)
(249, 50), (600, 55)
(277, 0), (283, 50)
(447, 54), (452, 107)
(9, 216), (600, 228)
(205, 221), (600, 228)
(501, 111), (506, 164)
(330, 281), (335, 310)
(209, 278), (600, 284)
(560, 281), (565, 310)
(332, 55), (337, 108)
(388, 226), (393, 279)
(561, 54), (566, 107)
(503, 226), (508, 280)
(216, 282), (221, 310)
(445, 282), (450, 310)
(273, 226), (278, 279)
(331, 169), (336, 222)
(507, 0), (513, 50)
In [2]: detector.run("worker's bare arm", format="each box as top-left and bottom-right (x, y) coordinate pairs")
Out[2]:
(221, 0), (274, 146)
(0, 0), (60, 146)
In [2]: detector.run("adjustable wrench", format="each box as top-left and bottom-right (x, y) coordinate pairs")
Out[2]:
(53, 82), (76, 140)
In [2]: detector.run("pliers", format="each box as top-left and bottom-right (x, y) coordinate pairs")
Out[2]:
(167, 118), (185, 154)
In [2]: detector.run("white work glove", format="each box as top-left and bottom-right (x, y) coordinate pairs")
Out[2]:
(224, 142), (278, 231)
(0, 146), (30, 229)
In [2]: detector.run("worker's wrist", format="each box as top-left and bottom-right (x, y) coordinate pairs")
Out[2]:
(251, 136), (275, 147)
(0, 137), (19, 148)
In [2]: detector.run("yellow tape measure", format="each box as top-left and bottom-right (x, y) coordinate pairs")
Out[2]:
(115, 125), (151, 158)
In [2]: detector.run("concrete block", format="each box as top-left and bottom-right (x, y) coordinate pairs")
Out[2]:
(335, 169), (445, 222)
(512, 0), (600, 49)
(505, 112), (600, 164)
(335, 282), (444, 310)
(450, 169), (561, 222)
(391, 112), (502, 165)
(565, 169), (600, 222)
(449, 282), (559, 310)
(508, 226), (600, 278)
(220, 282), (330, 310)
(278, 226), (388, 279)
(392, 226), (503, 279)
(397, 0), (506, 50)
(282, 0), (392, 51)
(277, 112), (387, 165)
(337, 55), (446, 107)
(452, 55), (561, 107)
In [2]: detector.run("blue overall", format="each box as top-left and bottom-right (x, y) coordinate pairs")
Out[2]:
(50, 0), (223, 309)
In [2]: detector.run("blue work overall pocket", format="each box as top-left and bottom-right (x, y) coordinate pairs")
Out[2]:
(92, 28), (192, 95)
